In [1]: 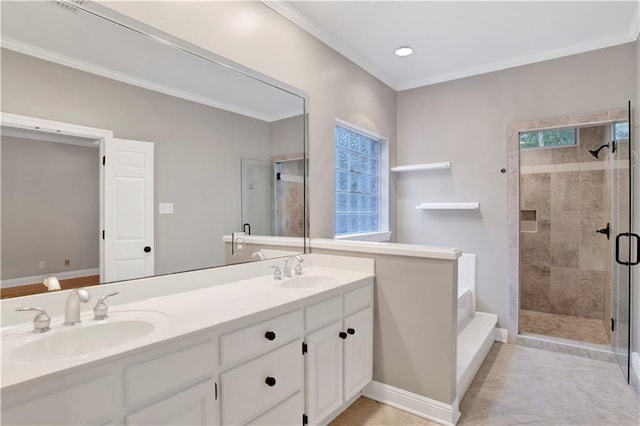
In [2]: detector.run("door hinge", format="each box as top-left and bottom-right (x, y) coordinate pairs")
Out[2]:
(302, 414), (308, 426)
(102, 155), (105, 166)
(102, 230), (105, 240)
(302, 342), (307, 355)
(611, 318), (615, 332)
(215, 382), (218, 400)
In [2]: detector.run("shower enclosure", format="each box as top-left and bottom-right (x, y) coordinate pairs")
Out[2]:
(240, 156), (306, 238)
(516, 104), (636, 382)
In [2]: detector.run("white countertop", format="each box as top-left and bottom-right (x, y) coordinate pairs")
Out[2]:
(1, 265), (372, 389)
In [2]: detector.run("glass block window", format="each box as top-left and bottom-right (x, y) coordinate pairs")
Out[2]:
(519, 128), (577, 149)
(335, 124), (381, 236)
(613, 122), (629, 141)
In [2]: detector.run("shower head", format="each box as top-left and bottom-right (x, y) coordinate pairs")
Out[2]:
(588, 141), (617, 159)
(588, 143), (610, 159)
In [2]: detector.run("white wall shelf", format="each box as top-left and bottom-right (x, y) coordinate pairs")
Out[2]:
(415, 202), (480, 210)
(391, 162), (450, 172)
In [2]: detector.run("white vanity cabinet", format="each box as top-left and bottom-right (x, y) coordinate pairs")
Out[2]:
(1, 276), (374, 426)
(218, 308), (304, 426)
(1, 335), (219, 426)
(304, 283), (373, 425)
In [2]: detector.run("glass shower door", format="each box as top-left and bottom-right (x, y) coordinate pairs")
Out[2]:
(611, 102), (637, 382)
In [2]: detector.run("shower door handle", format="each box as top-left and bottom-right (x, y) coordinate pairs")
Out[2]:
(615, 233), (640, 266)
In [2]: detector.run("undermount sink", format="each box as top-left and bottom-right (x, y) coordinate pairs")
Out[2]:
(8, 311), (168, 362)
(278, 275), (339, 289)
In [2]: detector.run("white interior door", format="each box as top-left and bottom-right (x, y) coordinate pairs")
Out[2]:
(103, 138), (154, 282)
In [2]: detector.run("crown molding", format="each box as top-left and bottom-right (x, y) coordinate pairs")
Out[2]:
(397, 31), (637, 91)
(262, 0), (398, 90)
(1, 38), (289, 122)
(264, 1), (639, 93)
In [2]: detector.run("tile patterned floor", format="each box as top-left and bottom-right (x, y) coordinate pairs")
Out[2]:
(331, 343), (639, 426)
(520, 309), (610, 345)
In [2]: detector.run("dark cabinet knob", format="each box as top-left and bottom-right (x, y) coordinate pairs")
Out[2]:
(143, 246), (151, 253)
(339, 332), (348, 339)
(264, 331), (276, 341)
(347, 328), (356, 335)
(265, 376), (276, 387)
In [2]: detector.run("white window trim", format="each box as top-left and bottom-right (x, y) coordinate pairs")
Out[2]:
(334, 118), (389, 240)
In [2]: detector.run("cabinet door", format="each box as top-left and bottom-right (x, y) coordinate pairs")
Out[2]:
(249, 391), (303, 425)
(2, 375), (114, 425)
(343, 307), (373, 400)
(125, 380), (217, 426)
(305, 321), (343, 425)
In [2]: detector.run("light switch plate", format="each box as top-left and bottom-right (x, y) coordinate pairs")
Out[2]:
(159, 203), (174, 214)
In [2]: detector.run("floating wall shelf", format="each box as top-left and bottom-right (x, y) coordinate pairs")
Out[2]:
(415, 202), (480, 210)
(391, 162), (451, 172)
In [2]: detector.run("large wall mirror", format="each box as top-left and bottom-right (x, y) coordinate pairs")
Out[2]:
(0, 1), (307, 298)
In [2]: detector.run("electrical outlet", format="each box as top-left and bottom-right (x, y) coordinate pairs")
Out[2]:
(38, 261), (45, 270)
(64, 259), (70, 266)
(159, 203), (174, 214)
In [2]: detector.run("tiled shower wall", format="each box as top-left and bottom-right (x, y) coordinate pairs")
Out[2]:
(520, 126), (611, 321)
(274, 157), (307, 237)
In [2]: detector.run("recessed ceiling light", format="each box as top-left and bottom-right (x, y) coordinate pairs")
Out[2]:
(395, 47), (413, 57)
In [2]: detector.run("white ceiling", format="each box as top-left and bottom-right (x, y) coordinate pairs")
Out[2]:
(1, 1), (304, 122)
(266, 1), (640, 91)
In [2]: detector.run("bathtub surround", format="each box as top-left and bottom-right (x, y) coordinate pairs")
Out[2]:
(311, 240), (498, 424)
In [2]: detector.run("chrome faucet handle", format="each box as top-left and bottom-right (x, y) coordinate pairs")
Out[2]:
(270, 265), (283, 280)
(294, 256), (304, 275)
(16, 307), (51, 333)
(93, 291), (119, 320)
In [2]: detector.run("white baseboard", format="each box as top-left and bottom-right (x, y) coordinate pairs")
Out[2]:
(495, 328), (508, 342)
(1, 268), (99, 288)
(362, 381), (460, 426)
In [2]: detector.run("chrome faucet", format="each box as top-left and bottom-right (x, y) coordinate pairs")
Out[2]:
(63, 288), (91, 326)
(283, 255), (304, 277)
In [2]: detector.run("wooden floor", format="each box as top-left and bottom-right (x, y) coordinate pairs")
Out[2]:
(1, 275), (100, 299)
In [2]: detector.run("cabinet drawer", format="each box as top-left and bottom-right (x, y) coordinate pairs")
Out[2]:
(344, 284), (372, 314)
(305, 295), (341, 331)
(3, 375), (113, 425)
(125, 340), (215, 406)
(221, 340), (303, 425)
(249, 391), (303, 425)
(220, 310), (301, 366)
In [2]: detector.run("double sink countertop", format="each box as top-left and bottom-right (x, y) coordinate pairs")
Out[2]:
(1, 254), (374, 390)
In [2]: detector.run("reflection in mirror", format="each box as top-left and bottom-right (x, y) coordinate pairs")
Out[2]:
(0, 1), (306, 298)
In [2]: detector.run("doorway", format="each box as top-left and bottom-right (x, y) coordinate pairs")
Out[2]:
(1, 112), (155, 295)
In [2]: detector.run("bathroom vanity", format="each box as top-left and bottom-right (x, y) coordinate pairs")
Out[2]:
(1, 254), (374, 425)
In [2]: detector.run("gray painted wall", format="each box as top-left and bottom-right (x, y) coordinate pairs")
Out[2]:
(397, 44), (636, 328)
(313, 247), (458, 405)
(1, 49), (298, 279)
(97, 1), (398, 241)
(1, 136), (99, 279)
